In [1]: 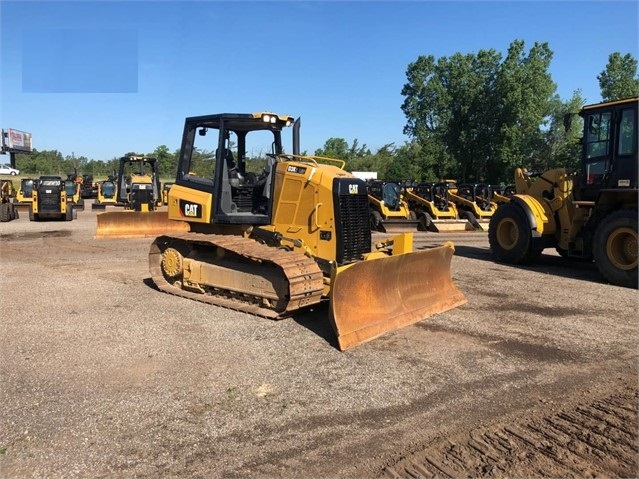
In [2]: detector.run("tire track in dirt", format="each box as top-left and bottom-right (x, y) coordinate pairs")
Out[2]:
(382, 386), (638, 479)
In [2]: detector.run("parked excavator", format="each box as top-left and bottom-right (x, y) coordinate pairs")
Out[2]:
(98, 112), (466, 350)
(367, 180), (420, 233)
(489, 97), (638, 288)
(403, 181), (474, 232)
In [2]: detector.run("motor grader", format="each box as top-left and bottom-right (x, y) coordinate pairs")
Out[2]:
(489, 97), (638, 288)
(367, 180), (420, 233)
(403, 181), (474, 232)
(96, 112), (467, 350)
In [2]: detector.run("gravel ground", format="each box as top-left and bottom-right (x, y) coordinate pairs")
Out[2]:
(0, 207), (637, 478)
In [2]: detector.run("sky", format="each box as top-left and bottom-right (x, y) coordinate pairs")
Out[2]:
(1, 0), (638, 163)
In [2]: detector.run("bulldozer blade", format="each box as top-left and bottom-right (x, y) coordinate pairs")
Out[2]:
(329, 241), (467, 351)
(95, 210), (190, 239)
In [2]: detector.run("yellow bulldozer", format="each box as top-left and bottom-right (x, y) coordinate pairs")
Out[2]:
(403, 181), (475, 232)
(367, 180), (420, 233)
(95, 156), (173, 237)
(97, 112), (467, 350)
(489, 97), (638, 288)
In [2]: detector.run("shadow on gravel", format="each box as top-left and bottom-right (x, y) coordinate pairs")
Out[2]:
(292, 301), (341, 350)
(143, 277), (161, 291)
(452, 245), (606, 286)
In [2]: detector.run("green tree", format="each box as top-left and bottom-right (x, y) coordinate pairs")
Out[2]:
(401, 39), (558, 184)
(598, 52), (639, 102)
(149, 144), (177, 178)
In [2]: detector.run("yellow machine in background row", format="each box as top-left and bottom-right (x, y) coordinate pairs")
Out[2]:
(367, 180), (420, 233)
(30, 176), (75, 221)
(403, 182), (474, 232)
(95, 112), (466, 350)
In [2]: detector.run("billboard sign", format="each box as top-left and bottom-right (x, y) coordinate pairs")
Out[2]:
(4, 128), (33, 153)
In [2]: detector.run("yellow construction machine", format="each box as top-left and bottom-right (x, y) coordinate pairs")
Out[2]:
(446, 181), (497, 230)
(162, 182), (174, 205)
(367, 180), (420, 233)
(490, 184), (516, 205)
(95, 156), (177, 237)
(29, 176), (75, 221)
(64, 171), (85, 211)
(489, 97), (638, 288)
(0, 180), (18, 222)
(403, 182), (474, 232)
(92, 174), (119, 210)
(99, 112), (466, 350)
(12, 178), (36, 214)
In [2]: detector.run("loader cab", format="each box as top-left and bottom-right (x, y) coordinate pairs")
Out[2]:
(577, 97), (638, 202)
(368, 180), (402, 211)
(175, 112), (296, 226)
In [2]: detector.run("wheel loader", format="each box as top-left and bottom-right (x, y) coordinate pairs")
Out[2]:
(367, 180), (420, 233)
(97, 112), (467, 350)
(403, 182), (475, 232)
(489, 97), (638, 288)
(29, 176), (75, 221)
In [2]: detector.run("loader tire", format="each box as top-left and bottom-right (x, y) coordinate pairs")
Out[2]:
(592, 209), (638, 289)
(418, 212), (432, 231)
(0, 202), (11, 222)
(370, 210), (384, 232)
(459, 210), (481, 230)
(489, 203), (536, 264)
(29, 206), (37, 222)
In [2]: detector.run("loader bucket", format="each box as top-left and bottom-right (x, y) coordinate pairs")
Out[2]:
(329, 241), (467, 351)
(95, 210), (190, 238)
(376, 220), (420, 234)
(429, 219), (475, 233)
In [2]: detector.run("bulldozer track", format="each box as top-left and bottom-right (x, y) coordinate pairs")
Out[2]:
(149, 232), (325, 319)
(382, 387), (638, 479)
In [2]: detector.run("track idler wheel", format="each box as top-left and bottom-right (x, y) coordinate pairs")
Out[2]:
(161, 247), (184, 283)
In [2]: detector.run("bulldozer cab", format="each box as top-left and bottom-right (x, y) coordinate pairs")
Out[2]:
(173, 112), (297, 227)
(576, 97), (638, 202)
